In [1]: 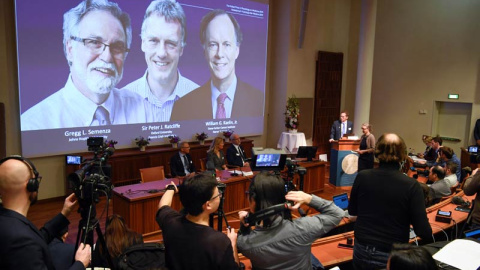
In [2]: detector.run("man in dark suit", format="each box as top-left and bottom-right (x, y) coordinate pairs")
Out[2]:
(0, 156), (91, 270)
(170, 142), (196, 177)
(48, 225), (76, 270)
(329, 111), (354, 142)
(226, 134), (248, 167)
(171, 9), (264, 121)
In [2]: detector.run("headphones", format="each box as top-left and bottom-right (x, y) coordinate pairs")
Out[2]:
(0, 155), (40, 192)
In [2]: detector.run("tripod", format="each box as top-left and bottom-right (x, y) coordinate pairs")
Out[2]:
(74, 191), (114, 269)
(209, 183), (229, 231)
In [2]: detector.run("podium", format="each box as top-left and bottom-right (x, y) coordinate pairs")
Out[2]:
(329, 139), (360, 187)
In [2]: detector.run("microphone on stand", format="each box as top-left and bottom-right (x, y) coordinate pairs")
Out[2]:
(285, 146), (292, 154)
(227, 164), (240, 176)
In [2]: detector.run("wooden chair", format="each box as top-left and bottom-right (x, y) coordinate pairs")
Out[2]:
(199, 158), (207, 172)
(139, 166), (165, 183)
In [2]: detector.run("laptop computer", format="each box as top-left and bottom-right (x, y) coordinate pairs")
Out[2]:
(333, 193), (349, 210)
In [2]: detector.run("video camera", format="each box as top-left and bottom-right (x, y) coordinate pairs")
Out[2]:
(468, 145), (480, 163)
(67, 137), (114, 218)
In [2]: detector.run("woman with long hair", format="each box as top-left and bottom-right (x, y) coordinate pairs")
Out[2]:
(207, 136), (227, 170)
(355, 123), (376, 171)
(92, 214), (143, 269)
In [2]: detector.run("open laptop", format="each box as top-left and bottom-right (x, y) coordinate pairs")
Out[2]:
(332, 193), (351, 218)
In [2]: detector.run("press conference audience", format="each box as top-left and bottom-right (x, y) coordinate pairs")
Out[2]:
(428, 166), (451, 204)
(207, 136), (227, 170)
(348, 133), (432, 270)
(444, 161), (458, 187)
(170, 141), (196, 177)
(463, 168), (480, 230)
(387, 243), (438, 270)
(417, 136), (436, 164)
(428, 137), (443, 167)
(237, 172), (344, 270)
(434, 146), (461, 181)
(355, 123), (375, 171)
(156, 174), (239, 269)
(48, 225), (76, 270)
(92, 214), (143, 269)
(0, 156), (91, 270)
(226, 134), (248, 167)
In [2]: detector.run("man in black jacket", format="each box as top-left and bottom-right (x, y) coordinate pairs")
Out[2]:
(226, 134), (248, 168)
(170, 142), (196, 177)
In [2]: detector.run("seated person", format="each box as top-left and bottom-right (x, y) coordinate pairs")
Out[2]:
(428, 166), (451, 203)
(226, 134), (248, 167)
(387, 243), (438, 270)
(417, 136), (436, 164)
(170, 141), (196, 177)
(434, 146), (461, 181)
(48, 225), (76, 270)
(207, 137), (227, 170)
(444, 161), (458, 187)
(156, 174), (239, 269)
(92, 214), (143, 269)
(237, 172), (344, 269)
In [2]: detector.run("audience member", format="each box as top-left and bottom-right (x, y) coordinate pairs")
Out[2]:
(21, 0), (147, 130)
(329, 111), (353, 142)
(428, 166), (451, 203)
(92, 214), (143, 269)
(236, 172), (343, 269)
(474, 118), (480, 146)
(417, 136), (436, 164)
(123, 0), (198, 122)
(387, 243), (438, 270)
(348, 133), (432, 270)
(460, 166), (472, 186)
(170, 141), (196, 177)
(156, 174), (239, 269)
(428, 137), (443, 167)
(207, 136), (227, 170)
(419, 182), (433, 207)
(0, 156), (91, 269)
(355, 123), (375, 171)
(444, 161), (458, 187)
(226, 134), (248, 167)
(171, 9), (264, 120)
(463, 168), (480, 230)
(48, 225), (76, 270)
(434, 146), (461, 181)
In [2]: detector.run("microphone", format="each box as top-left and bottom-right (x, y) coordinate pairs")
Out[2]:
(452, 196), (470, 207)
(245, 202), (291, 225)
(227, 164), (240, 176)
(285, 146), (292, 154)
(101, 147), (115, 162)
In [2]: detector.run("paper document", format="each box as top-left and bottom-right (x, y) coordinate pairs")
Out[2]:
(432, 239), (480, 270)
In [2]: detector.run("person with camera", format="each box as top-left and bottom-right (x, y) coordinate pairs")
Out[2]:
(236, 171), (344, 270)
(464, 168), (480, 230)
(0, 156), (91, 270)
(156, 173), (239, 269)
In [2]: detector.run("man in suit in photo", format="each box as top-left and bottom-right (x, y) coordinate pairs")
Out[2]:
(171, 9), (264, 121)
(226, 134), (248, 167)
(0, 156), (91, 269)
(170, 141), (195, 177)
(329, 111), (353, 142)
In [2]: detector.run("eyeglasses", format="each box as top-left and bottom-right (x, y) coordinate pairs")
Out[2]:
(210, 191), (223, 201)
(71, 36), (129, 58)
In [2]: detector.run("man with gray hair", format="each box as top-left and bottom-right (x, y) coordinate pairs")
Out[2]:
(171, 9), (264, 121)
(21, 0), (147, 130)
(123, 0), (198, 122)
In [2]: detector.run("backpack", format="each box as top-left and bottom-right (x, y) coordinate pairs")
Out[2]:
(117, 242), (166, 270)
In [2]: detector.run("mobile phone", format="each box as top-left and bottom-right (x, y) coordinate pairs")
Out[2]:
(437, 210), (451, 217)
(455, 206), (470, 213)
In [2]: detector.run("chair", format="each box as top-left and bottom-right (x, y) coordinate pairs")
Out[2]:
(199, 158), (207, 172)
(139, 166), (165, 183)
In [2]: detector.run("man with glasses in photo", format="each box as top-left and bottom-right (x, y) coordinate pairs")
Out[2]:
(156, 174), (240, 269)
(123, 0), (198, 122)
(169, 141), (196, 178)
(171, 9), (264, 121)
(21, 0), (147, 130)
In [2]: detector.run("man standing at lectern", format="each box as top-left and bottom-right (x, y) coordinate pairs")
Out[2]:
(21, 0), (147, 130)
(329, 111), (353, 142)
(171, 9), (264, 121)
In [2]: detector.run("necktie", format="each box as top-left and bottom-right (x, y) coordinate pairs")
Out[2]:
(183, 155), (190, 173)
(237, 146), (245, 162)
(93, 106), (111, 126)
(216, 93), (227, 119)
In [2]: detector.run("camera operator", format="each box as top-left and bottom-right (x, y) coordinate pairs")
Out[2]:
(0, 156), (91, 270)
(237, 171), (344, 270)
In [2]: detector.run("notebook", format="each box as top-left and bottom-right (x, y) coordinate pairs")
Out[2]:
(332, 193), (349, 210)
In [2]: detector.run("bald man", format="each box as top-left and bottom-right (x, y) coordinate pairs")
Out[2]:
(226, 134), (248, 167)
(0, 156), (91, 270)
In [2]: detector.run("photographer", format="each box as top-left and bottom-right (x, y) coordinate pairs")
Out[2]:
(237, 172), (344, 270)
(0, 156), (91, 270)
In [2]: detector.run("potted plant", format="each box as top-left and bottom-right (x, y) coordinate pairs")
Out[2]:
(222, 129), (234, 142)
(195, 132), (208, 145)
(135, 136), (150, 151)
(168, 135), (180, 148)
(285, 95), (300, 133)
(104, 139), (118, 149)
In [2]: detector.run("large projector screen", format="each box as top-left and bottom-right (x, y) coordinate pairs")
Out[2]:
(17, 0), (268, 157)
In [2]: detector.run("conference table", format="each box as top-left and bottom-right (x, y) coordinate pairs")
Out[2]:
(112, 161), (327, 235)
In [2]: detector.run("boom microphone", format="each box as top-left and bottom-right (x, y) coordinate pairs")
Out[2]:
(245, 202), (291, 225)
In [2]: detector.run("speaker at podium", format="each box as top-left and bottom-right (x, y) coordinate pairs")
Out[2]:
(330, 139), (360, 186)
